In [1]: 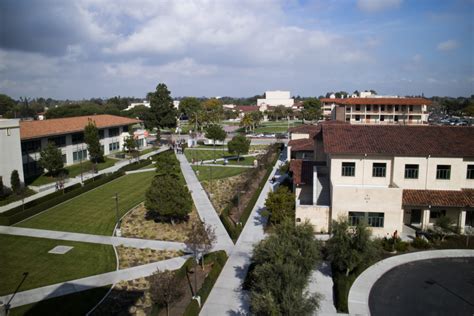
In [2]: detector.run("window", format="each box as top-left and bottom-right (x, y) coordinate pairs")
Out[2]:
(372, 163), (386, 177)
(395, 105), (399, 111)
(109, 142), (120, 152)
(366, 105), (371, 111)
(349, 212), (384, 228)
(21, 140), (41, 154)
(405, 164), (419, 179)
(467, 165), (474, 179)
(48, 136), (66, 147)
(409, 105), (414, 111)
(342, 162), (355, 177)
(436, 165), (451, 180)
(380, 115), (385, 122)
(381, 105), (385, 111)
(368, 212), (385, 227)
(394, 115), (399, 122)
(355, 115), (361, 121)
(109, 128), (120, 137)
(373, 105), (378, 111)
(73, 149), (87, 162)
(430, 210), (446, 219)
(71, 133), (84, 145)
(355, 105), (361, 111)
(346, 106), (351, 112)
(123, 125), (129, 133)
(99, 129), (105, 139)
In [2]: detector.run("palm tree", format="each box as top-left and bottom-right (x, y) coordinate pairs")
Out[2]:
(240, 114), (253, 133)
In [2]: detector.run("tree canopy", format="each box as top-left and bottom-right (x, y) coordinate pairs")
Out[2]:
(84, 120), (104, 165)
(148, 83), (177, 130)
(149, 269), (183, 316)
(227, 134), (250, 160)
(179, 97), (202, 117)
(39, 142), (64, 176)
(205, 124), (226, 144)
(264, 186), (295, 224)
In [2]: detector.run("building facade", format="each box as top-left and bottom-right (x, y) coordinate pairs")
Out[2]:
(257, 90), (294, 108)
(320, 97), (431, 124)
(0, 119), (25, 186)
(1, 115), (145, 182)
(290, 124), (474, 237)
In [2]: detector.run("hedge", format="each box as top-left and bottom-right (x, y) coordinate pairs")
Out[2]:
(0, 171), (124, 225)
(118, 159), (152, 172)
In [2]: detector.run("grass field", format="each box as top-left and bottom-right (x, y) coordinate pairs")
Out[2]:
(17, 172), (155, 235)
(185, 149), (255, 165)
(10, 285), (111, 316)
(28, 157), (117, 186)
(192, 166), (248, 181)
(0, 234), (115, 296)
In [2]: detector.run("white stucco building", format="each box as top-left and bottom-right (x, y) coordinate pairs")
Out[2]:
(0, 119), (25, 187)
(257, 90), (294, 108)
(290, 123), (474, 237)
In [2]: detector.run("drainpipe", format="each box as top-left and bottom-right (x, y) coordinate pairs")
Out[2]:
(424, 155), (430, 190)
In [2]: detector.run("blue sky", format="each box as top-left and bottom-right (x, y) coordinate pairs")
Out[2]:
(0, 0), (472, 99)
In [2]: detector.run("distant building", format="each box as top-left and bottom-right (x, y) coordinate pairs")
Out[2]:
(257, 90), (294, 108)
(0, 115), (146, 184)
(125, 100), (150, 111)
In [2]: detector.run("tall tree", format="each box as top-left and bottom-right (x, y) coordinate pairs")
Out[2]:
(205, 124), (226, 147)
(10, 170), (21, 195)
(240, 113), (253, 133)
(179, 97), (202, 117)
(0, 94), (16, 117)
(148, 83), (177, 136)
(228, 134), (250, 161)
(202, 99), (223, 124)
(264, 186), (295, 224)
(149, 269), (184, 316)
(39, 142), (64, 176)
(145, 174), (193, 222)
(84, 120), (104, 169)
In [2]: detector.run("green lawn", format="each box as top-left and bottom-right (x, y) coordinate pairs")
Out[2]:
(0, 234), (115, 296)
(192, 166), (249, 181)
(17, 172), (155, 235)
(185, 149), (254, 165)
(10, 285), (111, 316)
(28, 157), (117, 186)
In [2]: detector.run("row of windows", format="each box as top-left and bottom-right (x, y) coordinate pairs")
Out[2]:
(342, 162), (474, 180)
(350, 105), (417, 112)
(353, 115), (412, 122)
(73, 149), (87, 162)
(109, 142), (120, 152)
(348, 212), (385, 228)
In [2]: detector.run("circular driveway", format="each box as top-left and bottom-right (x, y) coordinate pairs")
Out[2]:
(369, 257), (474, 316)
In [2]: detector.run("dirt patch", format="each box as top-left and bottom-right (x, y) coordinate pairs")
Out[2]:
(121, 203), (199, 242)
(202, 174), (247, 214)
(116, 246), (182, 269)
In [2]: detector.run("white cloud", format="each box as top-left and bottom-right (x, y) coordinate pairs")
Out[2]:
(437, 39), (459, 51)
(357, 0), (402, 12)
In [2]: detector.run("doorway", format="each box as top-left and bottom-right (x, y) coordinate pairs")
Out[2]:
(411, 209), (422, 225)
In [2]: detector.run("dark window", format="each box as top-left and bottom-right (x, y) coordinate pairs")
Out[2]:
(395, 105), (399, 111)
(355, 105), (361, 111)
(467, 165), (474, 179)
(48, 136), (66, 147)
(123, 125), (129, 133)
(342, 162), (355, 177)
(109, 128), (120, 137)
(372, 163), (386, 177)
(366, 105), (371, 111)
(373, 105), (378, 111)
(381, 105), (385, 111)
(394, 115), (399, 122)
(21, 140), (42, 154)
(409, 105), (414, 111)
(405, 164), (419, 179)
(349, 212), (384, 227)
(355, 115), (361, 121)
(380, 115), (385, 121)
(346, 106), (351, 112)
(109, 142), (120, 152)
(71, 133), (84, 145)
(99, 130), (105, 139)
(436, 165), (451, 180)
(349, 212), (365, 226)
(73, 149), (87, 162)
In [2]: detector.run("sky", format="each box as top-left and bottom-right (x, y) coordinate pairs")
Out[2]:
(0, 0), (473, 99)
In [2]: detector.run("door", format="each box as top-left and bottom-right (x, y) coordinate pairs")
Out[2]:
(411, 209), (421, 225)
(466, 211), (474, 227)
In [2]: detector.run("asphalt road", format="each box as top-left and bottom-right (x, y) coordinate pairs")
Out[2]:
(369, 257), (474, 316)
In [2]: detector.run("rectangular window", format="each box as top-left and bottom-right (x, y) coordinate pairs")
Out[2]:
(122, 125), (129, 133)
(467, 165), (474, 179)
(349, 212), (384, 227)
(355, 115), (361, 121)
(355, 105), (361, 111)
(99, 130), (105, 139)
(380, 115), (385, 122)
(395, 105), (399, 111)
(373, 105), (378, 111)
(409, 105), (414, 111)
(348, 212), (365, 226)
(21, 140), (42, 154)
(71, 133), (84, 145)
(404, 164), (419, 179)
(342, 162), (355, 177)
(367, 212), (385, 227)
(109, 142), (120, 152)
(48, 136), (66, 147)
(381, 105), (385, 111)
(394, 115), (399, 122)
(372, 163), (386, 177)
(436, 165), (451, 180)
(109, 128), (120, 137)
(73, 149), (87, 162)
(366, 105), (371, 111)
(430, 210), (446, 219)
(346, 106), (351, 112)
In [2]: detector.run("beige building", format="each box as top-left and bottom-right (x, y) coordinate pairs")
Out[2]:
(320, 97), (431, 124)
(290, 124), (474, 237)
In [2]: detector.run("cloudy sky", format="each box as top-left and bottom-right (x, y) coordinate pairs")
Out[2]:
(0, 0), (473, 99)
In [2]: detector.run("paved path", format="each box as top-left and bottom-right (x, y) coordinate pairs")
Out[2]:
(194, 164), (254, 169)
(0, 226), (188, 252)
(348, 249), (474, 315)
(0, 148), (167, 214)
(200, 149), (286, 315)
(0, 255), (191, 309)
(175, 152), (234, 252)
(309, 261), (337, 316)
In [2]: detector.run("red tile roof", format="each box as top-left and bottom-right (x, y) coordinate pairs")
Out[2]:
(320, 97), (431, 106)
(290, 159), (318, 185)
(20, 114), (141, 140)
(289, 138), (314, 152)
(322, 125), (474, 157)
(235, 105), (259, 112)
(403, 189), (474, 208)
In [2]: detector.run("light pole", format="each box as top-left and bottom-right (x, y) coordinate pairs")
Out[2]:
(113, 193), (120, 235)
(3, 272), (28, 315)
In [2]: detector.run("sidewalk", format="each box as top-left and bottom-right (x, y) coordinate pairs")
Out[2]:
(200, 148), (286, 315)
(0, 226), (188, 252)
(175, 152), (234, 252)
(309, 261), (337, 316)
(0, 148), (167, 214)
(0, 255), (191, 309)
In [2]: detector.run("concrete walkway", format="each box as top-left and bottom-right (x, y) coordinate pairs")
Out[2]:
(0, 255), (191, 309)
(0, 148), (167, 214)
(195, 164), (253, 169)
(348, 249), (474, 315)
(0, 226), (188, 252)
(175, 152), (234, 252)
(309, 261), (337, 316)
(200, 149), (286, 315)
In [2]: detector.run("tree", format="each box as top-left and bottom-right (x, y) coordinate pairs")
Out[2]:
(84, 120), (104, 169)
(326, 217), (379, 276)
(0, 94), (16, 117)
(250, 111), (264, 130)
(149, 269), (184, 316)
(302, 107), (322, 121)
(154, 150), (180, 176)
(240, 113), (253, 133)
(145, 174), (192, 222)
(179, 97), (202, 118)
(302, 98), (321, 110)
(434, 215), (455, 241)
(201, 99), (223, 124)
(123, 129), (139, 162)
(10, 170), (21, 195)
(39, 142), (64, 176)
(148, 83), (178, 134)
(227, 135), (250, 161)
(205, 124), (226, 148)
(264, 186), (295, 225)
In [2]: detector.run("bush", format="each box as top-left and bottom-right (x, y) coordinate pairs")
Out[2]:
(118, 159), (152, 172)
(411, 237), (431, 249)
(394, 240), (409, 252)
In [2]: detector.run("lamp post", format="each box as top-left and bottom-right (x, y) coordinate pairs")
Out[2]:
(113, 193), (120, 235)
(3, 272), (28, 315)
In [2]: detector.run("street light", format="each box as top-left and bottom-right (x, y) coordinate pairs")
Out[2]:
(3, 272), (28, 315)
(113, 193), (120, 235)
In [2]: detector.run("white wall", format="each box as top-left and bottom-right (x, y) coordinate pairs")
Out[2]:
(0, 119), (24, 186)
(265, 90), (291, 99)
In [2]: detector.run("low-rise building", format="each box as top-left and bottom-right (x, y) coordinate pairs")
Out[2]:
(0, 114), (145, 184)
(257, 90), (294, 108)
(290, 124), (474, 237)
(321, 97), (431, 124)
